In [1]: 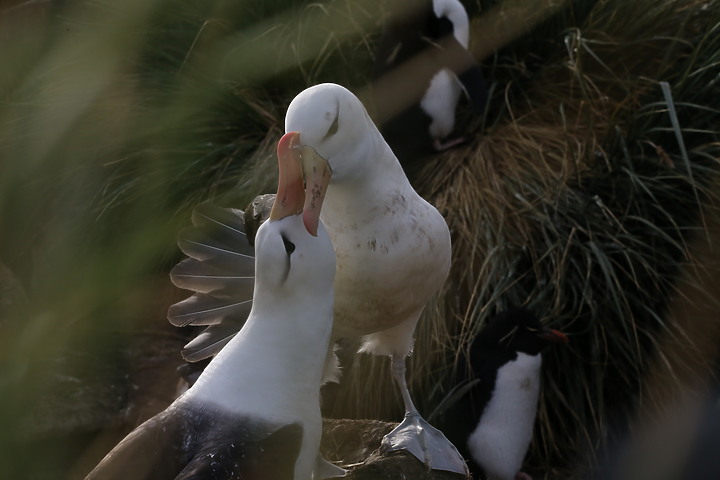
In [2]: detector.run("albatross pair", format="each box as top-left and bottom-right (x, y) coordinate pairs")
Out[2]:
(168, 83), (467, 476)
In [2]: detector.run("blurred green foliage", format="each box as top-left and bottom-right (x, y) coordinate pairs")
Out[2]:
(0, 0), (718, 479)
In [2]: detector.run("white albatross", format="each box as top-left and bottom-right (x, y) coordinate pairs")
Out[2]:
(87, 146), (337, 480)
(169, 83), (467, 475)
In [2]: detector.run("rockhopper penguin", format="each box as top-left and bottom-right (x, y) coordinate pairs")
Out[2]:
(444, 307), (568, 480)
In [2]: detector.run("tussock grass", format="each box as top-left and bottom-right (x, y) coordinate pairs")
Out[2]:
(1, 0), (719, 478)
(411, 0), (720, 475)
(327, 1), (720, 477)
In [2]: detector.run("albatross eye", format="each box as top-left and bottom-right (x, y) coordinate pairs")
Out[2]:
(324, 115), (339, 139)
(282, 236), (296, 255)
(323, 102), (340, 140)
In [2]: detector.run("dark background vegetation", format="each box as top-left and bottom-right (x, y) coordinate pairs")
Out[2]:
(0, 0), (718, 478)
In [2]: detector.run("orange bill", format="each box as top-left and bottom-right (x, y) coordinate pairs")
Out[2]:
(297, 144), (332, 237)
(274, 131), (332, 236)
(270, 131), (305, 222)
(539, 327), (569, 344)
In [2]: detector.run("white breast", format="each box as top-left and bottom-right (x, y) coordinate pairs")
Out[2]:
(467, 352), (542, 480)
(324, 187), (452, 339)
(181, 299), (333, 480)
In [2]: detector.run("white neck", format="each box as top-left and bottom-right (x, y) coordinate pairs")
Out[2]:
(185, 293), (334, 416)
(322, 137), (415, 225)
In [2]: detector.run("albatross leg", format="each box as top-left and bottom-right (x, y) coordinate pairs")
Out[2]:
(380, 355), (470, 476)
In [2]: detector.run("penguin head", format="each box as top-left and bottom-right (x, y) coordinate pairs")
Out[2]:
(477, 307), (568, 356)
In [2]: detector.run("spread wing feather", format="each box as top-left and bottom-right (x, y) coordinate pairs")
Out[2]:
(177, 228), (254, 270)
(170, 258), (254, 297)
(186, 206), (252, 256)
(181, 320), (247, 362)
(191, 204), (246, 234)
(167, 294), (252, 327)
(168, 205), (257, 362)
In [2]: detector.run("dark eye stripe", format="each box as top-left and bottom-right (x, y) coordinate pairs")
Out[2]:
(324, 115), (339, 139)
(279, 234), (294, 284)
(323, 101), (340, 139)
(282, 235), (296, 255)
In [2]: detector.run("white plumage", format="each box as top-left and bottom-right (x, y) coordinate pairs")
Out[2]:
(441, 307), (568, 480)
(185, 214), (336, 480)
(280, 83), (465, 474)
(283, 83), (452, 361)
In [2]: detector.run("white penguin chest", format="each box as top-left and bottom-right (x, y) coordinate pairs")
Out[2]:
(468, 352), (542, 480)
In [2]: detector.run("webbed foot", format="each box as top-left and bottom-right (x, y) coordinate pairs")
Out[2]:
(380, 413), (469, 477)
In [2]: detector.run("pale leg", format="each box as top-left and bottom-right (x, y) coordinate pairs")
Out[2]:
(380, 355), (470, 476)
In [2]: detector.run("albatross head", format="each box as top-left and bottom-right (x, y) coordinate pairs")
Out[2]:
(279, 83), (382, 236)
(254, 212), (335, 300)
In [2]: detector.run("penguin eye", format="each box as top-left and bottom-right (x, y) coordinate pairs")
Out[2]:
(282, 235), (296, 255)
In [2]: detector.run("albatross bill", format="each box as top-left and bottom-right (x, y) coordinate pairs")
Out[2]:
(274, 130), (332, 237)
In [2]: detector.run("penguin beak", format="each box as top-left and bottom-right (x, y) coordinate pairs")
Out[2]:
(538, 327), (569, 344)
(276, 131), (332, 237)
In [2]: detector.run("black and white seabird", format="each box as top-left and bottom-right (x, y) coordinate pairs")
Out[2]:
(372, 0), (488, 163)
(169, 83), (467, 475)
(443, 307), (568, 480)
(86, 144), (337, 480)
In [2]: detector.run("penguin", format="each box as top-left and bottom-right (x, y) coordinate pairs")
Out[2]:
(371, 0), (488, 171)
(443, 307), (568, 480)
(85, 139), (337, 480)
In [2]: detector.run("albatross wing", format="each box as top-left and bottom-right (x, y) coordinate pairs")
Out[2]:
(169, 205), (256, 362)
(85, 405), (302, 480)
